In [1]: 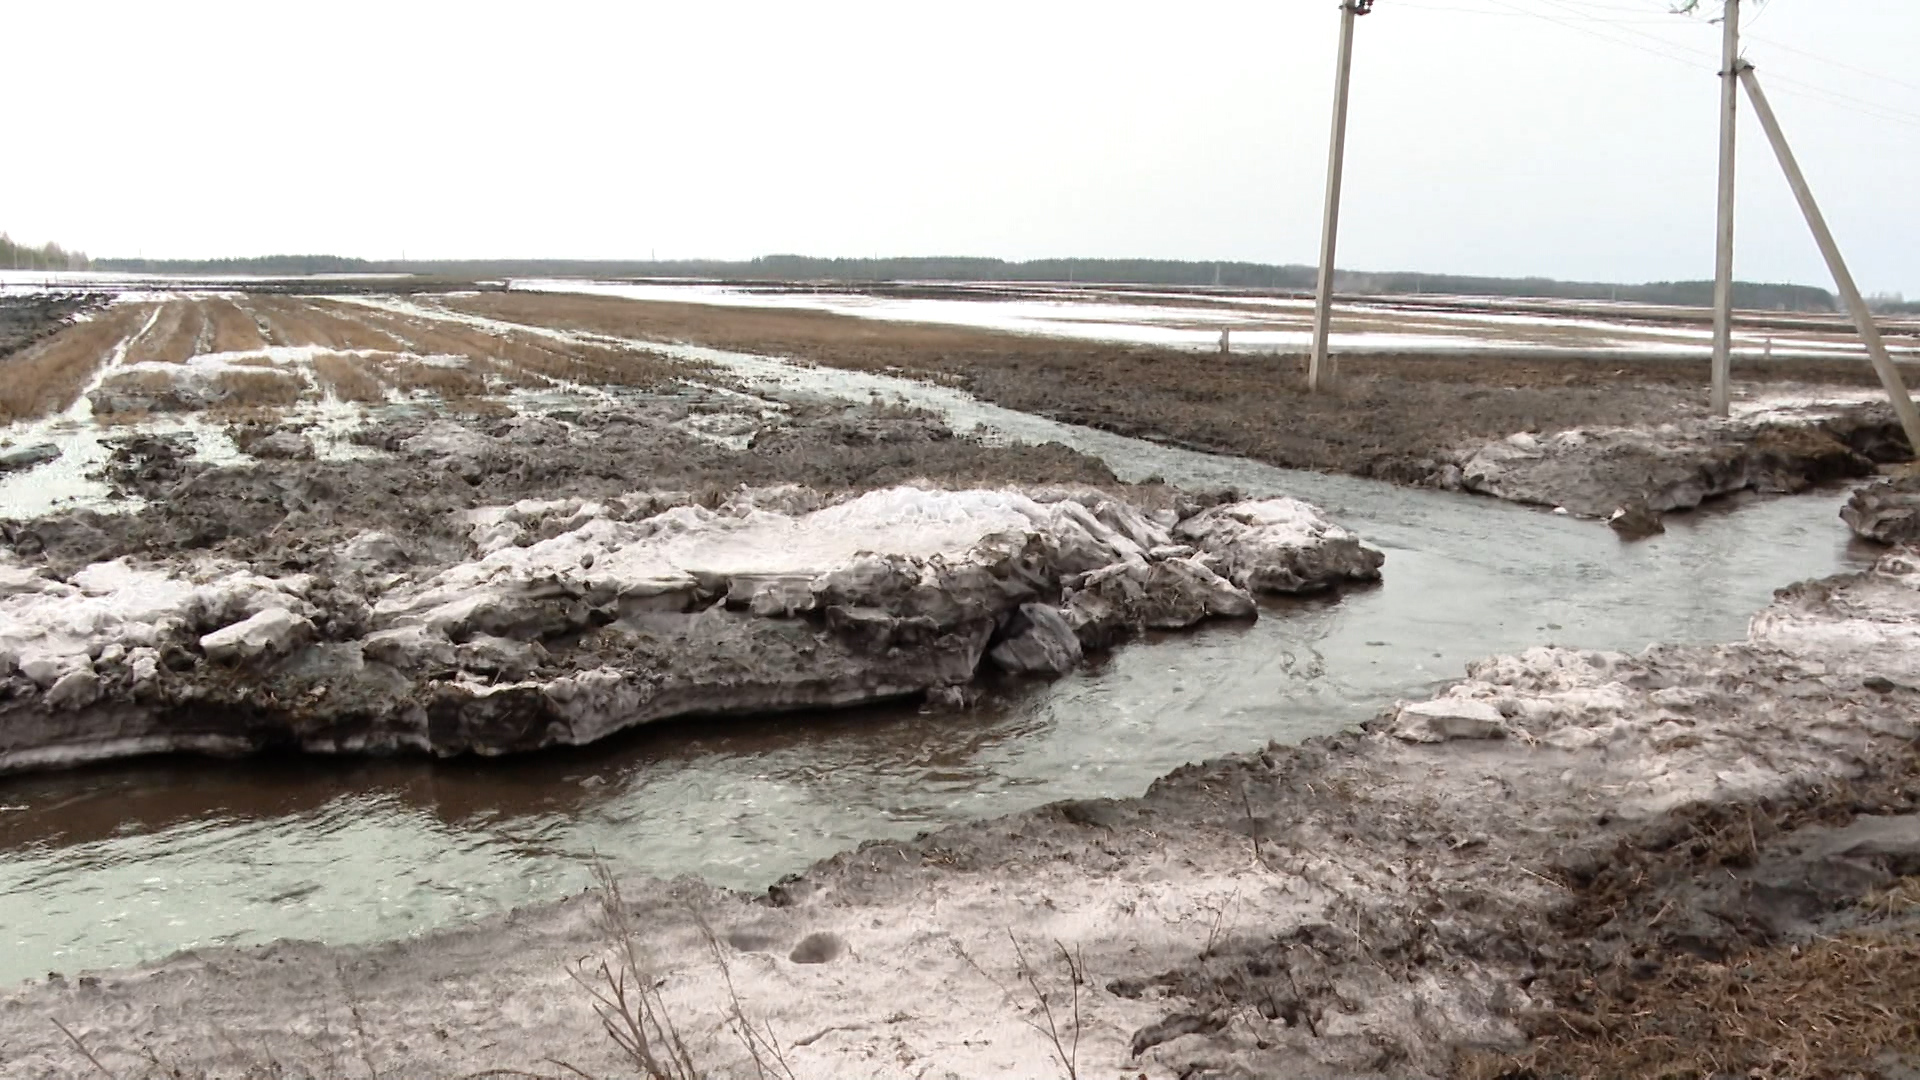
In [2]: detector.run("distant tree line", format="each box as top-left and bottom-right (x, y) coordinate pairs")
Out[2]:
(1, 233), (90, 271)
(91, 252), (1840, 312)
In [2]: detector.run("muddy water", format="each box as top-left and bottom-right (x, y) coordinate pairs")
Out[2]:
(0, 354), (1881, 985)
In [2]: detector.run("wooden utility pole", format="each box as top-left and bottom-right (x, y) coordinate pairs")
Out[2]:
(1738, 64), (1920, 452)
(1709, 0), (1740, 416)
(1309, 0), (1372, 393)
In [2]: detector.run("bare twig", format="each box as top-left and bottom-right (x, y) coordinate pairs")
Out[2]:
(1203, 886), (1242, 957)
(1008, 932), (1084, 1080)
(692, 910), (794, 1080)
(50, 1018), (118, 1080)
(1240, 782), (1266, 867)
(336, 961), (382, 1080)
(541, 1058), (606, 1080)
(569, 861), (700, 1080)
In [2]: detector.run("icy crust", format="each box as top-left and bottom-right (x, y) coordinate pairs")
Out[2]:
(1173, 498), (1385, 593)
(1385, 551), (1920, 816)
(1453, 404), (1903, 519)
(1841, 473), (1920, 545)
(0, 557), (312, 691)
(0, 485), (1384, 772)
(6, 552), (1916, 1077)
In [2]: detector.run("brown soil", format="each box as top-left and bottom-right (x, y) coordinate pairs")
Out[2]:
(201, 297), (269, 353)
(0, 303), (157, 422)
(320, 298), (697, 389)
(123, 299), (209, 364)
(242, 296), (409, 352)
(443, 292), (1897, 481)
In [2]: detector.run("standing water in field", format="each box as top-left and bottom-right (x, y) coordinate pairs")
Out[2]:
(0, 343), (1881, 984)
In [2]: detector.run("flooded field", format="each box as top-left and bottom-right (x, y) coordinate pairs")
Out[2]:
(0, 410), (1874, 983)
(0, 280), (1894, 986)
(514, 277), (1920, 360)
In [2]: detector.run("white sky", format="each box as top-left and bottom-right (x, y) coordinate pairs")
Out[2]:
(5, 0), (1919, 294)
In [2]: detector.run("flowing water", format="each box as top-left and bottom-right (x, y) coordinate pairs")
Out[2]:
(0, 353), (1883, 985)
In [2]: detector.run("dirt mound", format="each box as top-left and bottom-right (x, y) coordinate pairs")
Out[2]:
(0, 294), (106, 361)
(1844, 473), (1920, 545)
(6, 400), (1120, 577)
(1466, 748), (1920, 1080)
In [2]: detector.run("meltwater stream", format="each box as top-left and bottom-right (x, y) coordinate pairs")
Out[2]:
(0, 349), (1883, 985)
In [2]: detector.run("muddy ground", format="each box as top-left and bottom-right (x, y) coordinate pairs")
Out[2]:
(443, 291), (1912, 487)
(0, 297), (105, 362)
(7, 395), (1120, 578)
(3, 287), (1917, 1077)
(3, 552), (1915, 1079)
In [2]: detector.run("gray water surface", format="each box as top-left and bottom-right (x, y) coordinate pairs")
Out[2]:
(0, 357), (1881, 985)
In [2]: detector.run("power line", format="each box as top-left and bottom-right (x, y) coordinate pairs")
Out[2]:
(1397, 0), (1920, 133)
(1748, 32), (1920, 96)
(1471, 0), (1720, 69)
(1754, 69), (1920, 128)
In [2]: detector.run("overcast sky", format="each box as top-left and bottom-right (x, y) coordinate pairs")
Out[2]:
(6, 0), (1919, 292)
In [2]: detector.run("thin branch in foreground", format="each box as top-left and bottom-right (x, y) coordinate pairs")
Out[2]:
(1006, 931), (1085, 1080)
(569, 861), (700, 1080)
(50, 1018), (118, 1080)
(693, 910), (795, 1080)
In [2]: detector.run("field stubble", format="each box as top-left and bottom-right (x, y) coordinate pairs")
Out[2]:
(441, 292), (1895, 481)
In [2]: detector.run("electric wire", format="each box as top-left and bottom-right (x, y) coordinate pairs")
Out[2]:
(1393, 0), (1920, 132)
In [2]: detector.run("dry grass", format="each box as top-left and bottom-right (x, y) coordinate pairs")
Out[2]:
(0, 304), (157, 422)
(212, 369), (307, 408)
(328, 298), (697, 390)
(311, 352), (388, 403)
(442, 290), (1037, 360)
(1463, 921), (1920, 1079)
(93, 367), (308, 414)
(439, 291), (1910, 480)
(376, 356), (493, 398)
(203, 298), (269, 353)
(306, 302), (545, 390)
(572, 864), (702, 1080)
(510, 336), (696, 389)
(123, 300), (209, 364)
(245, 296), (408, 352)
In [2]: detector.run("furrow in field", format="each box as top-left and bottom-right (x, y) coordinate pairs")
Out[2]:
(0, 304), (161, 423)
(202, 297), (270, 353)
(243, 297), (409, 352)
(315, 297), (702, 390)
(123, 299), (210, 364)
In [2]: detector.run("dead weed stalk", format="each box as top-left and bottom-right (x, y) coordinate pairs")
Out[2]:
(565, 863), (699, 1080)
(693, 914), (795, 1080)
(50, 1017), (117, 1079)
(956, 930), (1086, 1080)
